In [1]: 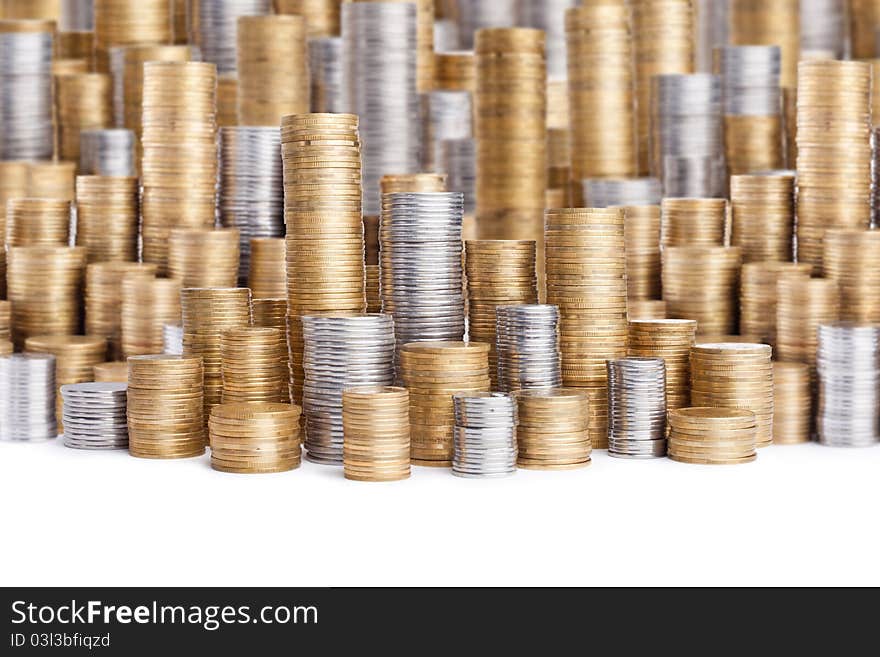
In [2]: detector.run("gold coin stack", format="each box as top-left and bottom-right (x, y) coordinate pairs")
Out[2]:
(739, 262), (813, 347)
(0, 160), (28, 211)
(515, 388), (591, 470)
(220, 327), (288, 404)
(545, 207), (627, 448)
(627, 299), (666, 320)
(730, 173), (795, 262)
(690, 342), (774, 447)
(723, 115), (783, 176)
(622, 205), (661, 300)
(248, 238), (286, 299)
(237, 16), (309, 126)
(209, 402), (302, 473)
(662, 246), (742, 336)
(53, 59), (89, 76)
(252, 297), (287, 331)
(630, 0), (694, 175)
(53, 73), (112, 165)
(6, 198), (70, 247)
(217, 74), (238, 127)
(399, 341), (491, 467)
(822, 229), (880, 323)
(74, 176), (139, 262)
(27, 161), (76, 201)
(796, 60), (872, 270)
(772, 361), (811, 444)
(776, 277), (840, 370)
(668, 407), (757, 465)
(85, 262), (158, 359)
(127, 354), (206, 459)
(0, 300), (10, 342)
(365, 264), (381, 313)
(172, 0), (187, 43)
(281, 113), (366, 403)
(729, 0), (798, 88)
(464, 239), (538, 387)
(141, 61), (218, 275)
(628, 319), (697, 410)
(93, 361), (129, 382)
(660, 197), (726, 248)
(342, 386), (411, 482)
(167, 228), (240, 289)
(120, 275), (182, 358)
(1, 0), (60, 20)
(93, 0), (173, 73)
(849, 0), (880, 59)
(122, 45), (193, 141)
(7, 246), (86, 349)
(56, 32), (94, 63)
(25, 334), (108, 430)
(274, 0), (342, 37)
(434, 51), (476, 92)
(783, 86), (796, 168)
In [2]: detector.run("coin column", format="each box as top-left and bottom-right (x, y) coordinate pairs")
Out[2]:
(545, 80), (570, 209)
(660, 197), (726, 248)
(849, 0), (880, 59)
(167, 228), (241, 289)
(216, 75), (239, 127)
(627, 319), (697, 410)
(343, 386), (411, 482)
(421, 87), (472, 174)
(515, 388), (591, 469)
(197, 0), (271, 76)
(622, 206), (661, 302)
(455, 0), (516, 50)
(210, 403), (302, 473)
(822, 230), (880, 322)
(6, 199), (71, 247)
(308, 37), (343, 113)
(93, 0), (172, 73)
(86, 262), (157, 359)
(248, 238), (286, 299)
(56, 31), (94, 64)
(220, 327), (289, 404)
(607, 357), (668, 459)
(516, 0), (577, 80)
(775, 277), (840, 377)
(0, 353), (56, 442)
(61, 382), (129, 451)
(27, 162), (77, 201)
(275, 0), (344, 38)
(772, 362), (811, 445)
(120, 276), (182, 358)
(93, 362), (130, 383)
(452, 393), (518, 478)
(730, 173), (795, 262)
(0, 301), (9, 342)
(729, 0), (798, 89)
(74, 176), (139, 263)
(739, 262), (812, 347)
(495, 305), (562, 393)
(79, 129), (136, 176)
(668, 407), (757, 465)
(694, 0), (728, 72)
(582, 178), (662, 208)
(545, 207), (627, 449)
(53, 73), (112, 165)
(122, 45), (193, 144)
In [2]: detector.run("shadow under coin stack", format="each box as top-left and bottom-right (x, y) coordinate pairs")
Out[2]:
(730, 172), (796, 262)
(607, 357), (667, 458)
(514, 388), (591, 470)
(0, 353), (56, 442)
(495, 304), (562, 393)
(668, 407), (757, 465)
(168, 228), (241, 289)
(248, 238), (286, 299)
(61, 382), (128, 450)
(627, 319), (697, 411)
(772, 361), (812, 444)
(452, 392), (517, 478)
(739, 262), (812, 347)
(86, 262), (158, 360)
(209, 403), (302, 473)
(822, 230), (880, 323)
(121, 276), (182, 358)
(660, 197), (726, 248)
(74, 176), (139, 263)
(79, 129), (136, 177)
(220, 327), (288, 404)
(6, 199), (71, 247)
(342, 386), (411, 482)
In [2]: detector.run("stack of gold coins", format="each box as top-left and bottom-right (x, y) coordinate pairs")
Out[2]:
(209, 402), (302, 473)
(93, 0), (172, 73)
(27, 161), (76, 201)
(248, 238), (286, 299)
(127, 354), (205, 459)
(668, 407), (757, 465)
(237, 16), (309, 126)
(772, 361), (811, 444)
(627, 299), (666, 320)
(849, 0), (879, 59)
(53, 58), (89, 76)
(274, 0), (342, 37)
(464, 239), (538, 387)
(783, 86), (796, 167)
(6, 198), (70, 247)
(216, 74), (238, 127)
(660, 197), (726, 248)
(53, 73), (112, 164)
(724, 114), (784, 175)
(0, 160), (29, 210)
(220, 327), (288, 404)
(698, 333), (765, 344)
(167, 228), (240, 289)
(690, 342), (774, 447)
(822, 229), (880, 322)
(251, 297), (287, 331)
(342, 386), (411, 482)
(729, 0), (798, 88)
(25, 334), (107, 430)
(662, 246), (742, 336)
(93, 361), (129, 382)
(120, 275), (182, 358)
(85, 262), (157, 359)
(141, 61), (217, 274)
(56, 32), (94, 63)
(730, 172), (795, 262)
(628, 319), (697, 410)
(7, 246), (86, 348)
(546, 79), (570, 206)
(0, 300), (10, 342)
(622, 206), (661, 300)
(122, 45), (193, 141)
(365, 264), (381, 313)
(739, 262), (812, 347)
(776, 277), (840, 371)
(434, 51), (476, 92)
(515, 388), (591, 470)
(74, 176), (138, 262)
(399, 341), (491, 467)
(171, 0), (188, 43)
(796, 60), (872, 270)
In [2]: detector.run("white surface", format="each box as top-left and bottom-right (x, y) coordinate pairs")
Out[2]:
(1, 438), (878, 587)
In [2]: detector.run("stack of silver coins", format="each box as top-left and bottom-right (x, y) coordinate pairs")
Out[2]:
(342, 2), (421, 216)
(219, 126), (284, 283)
(582, 178), (662, 208)
(61, 382), (129, 450)
(79, 129), (137, 177)
(515, 0), (577, 79)
(0, 353), (56, 442)
(663, 156), (726, 198)
(715, 46), (781, 116)
(60, 0), (95, 31)
(0, 27), (53, 159)
(694, 0), (728, 73)
(198, 0), (270, 75)
(801, 0), (846, 59)
(453, 392), (517, 478)
(108, 47), (126, 128)
(308, 37), (344, 113)
(607, 357), (668, 458)
(434, 20), (459, 53)
(495, 304), (562, 393)
(817, 322), (880, 447)
(421, 90), (473, 172)
(455, 0), (516, 49)
(380, 192), (465, 365)
(442, 138), (476, 216)
(301, 313), (396, 465)
(163, 324), (184, 356)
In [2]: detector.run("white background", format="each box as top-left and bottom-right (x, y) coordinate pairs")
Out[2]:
(1, 439), (878, 586)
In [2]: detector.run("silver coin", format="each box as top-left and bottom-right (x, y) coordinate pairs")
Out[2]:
(198, 0), (271, 75)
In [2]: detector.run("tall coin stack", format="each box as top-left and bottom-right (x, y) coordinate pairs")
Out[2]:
(516, 0), (576, 80)
(739, 262), (812, 347)
(61, 382), (129, 450)
(622, 206), (662, 301)
(274, 0), (342, 38)
(667, 407), (757, 465)
(452, 392), (517, 478)
(421, 88), (472, 173)
(848, 0), (880, 59)
(495, 304), (562, 393)
(515, 388), (591, 470)
(822, 230), (880, 322)
(776, 277), (840, 373)
(220, 327), (288, 404)
(168, 228), (241, 289)
(342, 386), (411, 482)
(79, 129), (136, 176)
(308, 37), (343, 113)
(772, 361), (812, 445)
(86, 262), (157, 359)
(53, 73), (113, 165)
(248, 238), (286, 299)
(455, 0), (516, 49)
(730, 172), (795, 262)
(373, 174), (448, 265)
(122, 45), (193, 143)
(660, 197), (726, 248)
(93, 0), (172, 73)
(0, 353), (56, 442)
(607, 357), (668, 459)
(582, 179), (662, 209)
(6, 199), (71, 247)
(197, 0), (270, 75)
(729, 0), (798, 89)
(209, 403), (302, 473)
(74, 176), (139, 262)
(627, 319), (697, 410)
(662, 247), (742, 336)
(800, 0), (846, 58)
(120, 275), (182, 358)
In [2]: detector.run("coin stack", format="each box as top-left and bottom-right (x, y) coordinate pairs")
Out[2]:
(545, 80), (570, 207)
(739, 262), (813, 347)
(216, 74), (239, 127)
(694, 0), (728, 72)
(209, 402), (302, 473)
(7, 246), (87, 349)
(275, 0), (342, 37)
(197, 0), (270, 75)
(848, 0), (879, 59)
(0, 161), (28, 213)
(801, 0), (846, 58)
(822, 230), (880, 323)
(627, 319), (697, 410)
(776, 276), (840, 371)
(434, 51), (476, 92)
(772, 361), (811, 445)
(729, 0), (798, 89)
(27, 161), (77, 201)
(248, 238), (286, 299)
(421, 89), (472, 173)
(122, 45), (194, 142)
(86, 262), (158, 359)
(627, 300), (667, 320)
(783, 86), (797, 168)
(582, 179), (662, 209)
(6, 199), (71, 247)
(495, 304), (562, 393)
(607, 357), (668, 458)
(874, 128), (880, 227)
(455, 0), (516, 49)
(372, 174), (448, 265)
(0, 353), (56, 442)
(662, 247), (742, 336)
(356, 0), (433, 92)
(796, 60), (872, 270)
(516, 0), (576, 79)
(252, 298), (286, 331)
(168, 229), (240, 289)
(56, 30), (94, 62)
(61, 382), (129, 450)
(93, 0), (172, 73)
(730, 172), (795, 262)
(668, 407), (757, 465)
(74, 176), (139, 262)
(342, 386), (411, 482)
(515, 388), (591, 469)
(308, 37), (343, 113)
(220, 327), (288, 404)
(93, 361), (129, 383)
(399, 341), (491, 466)
(53, 73), (113, 165)
(660, 197), (726, 248)
(79, 129), (136, 176)
(0, 300), (9, 342)
(545, 208), (628, 448)
(163, 324), (183, 355)
(451, 392), (517, 478)
(120, 276), (182, 358)
(127, 354), (206, 459)
(141, 61), (218, 275)
(365, 265), (381, 313)
(621, 206), (662, 301)
(300, 313), (396, 465)
(60, 1), (94, 29)
(108, 47), (126, 124)
(442, 138), (477, 221)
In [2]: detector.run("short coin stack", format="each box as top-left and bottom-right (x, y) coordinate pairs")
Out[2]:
(342, 386), (411, 482)
(668, 407), (758, 465)
(0, 353), (56, 442)
(515, 388), (591, 470)
(86, 262), (158, 359)
(61, 382), (129, 450)
(121, 276), (182, 358)
(74, 176), (139, 262)
(453, 392), (518, 478)
(662, 247), (742, 336)
(730, 172), (796, 262)
(822, 230), (880, 322)
(660, 197), (726, 248)
(220, 327), (288, 404)
(79, 129), (136, 176)
(495, 304), (562, 393)
(739, 262), (812, 346)
(627, 319), (697, 410)
(209, 403), (302, 474)
(168, 229), (241, 289)
(248, 238), (286, 299)
(607, 357), (668, 458)
(6, 199), (71, 247)
(622, 206), (662, 301)
(772, 361), (812, 444)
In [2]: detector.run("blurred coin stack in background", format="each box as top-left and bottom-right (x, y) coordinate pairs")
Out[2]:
(772, 361), (812, 444)
(739, 262), (812, 347)
(248, 238), (286, 299)
(220, 326), (289, 404)
(6, 198), (70, 247)
(85, 262), (157, 359)
(342, 386), (411, 482)
(122, 45), (194, 144)
(162, 323), (184, 355)
(168, 228), (240, 289)
(274, 0), (342, 38)
(455, 0), (516, 49)
(729, 0), (798, 89)
(121, 275), (181, 358)
(516, 0), (576, 80)
(74, 175), (139, 263)
(197, 0), (270, 75)
(27, 161), (77, 201)
(515, 388), (591, 469)
(729, 172), (795, 262)
(660, 197), (726, 248)
(93, 361), (130, 383)
(60, 0), (94, 31)
(452, 392), (517, 478)
(621, 205), (662, 302)
(627, 319), (698, 410)
(544, 80), (570, 208)
(93, 0), (172, 73)
(776, 277), (840, 378)
(0, 353), (56, 442)
(79, 129), (136, 176)
(53, 72), (112, 165)
(848, 0), (879, 59)
(308, 35), (343, 113)
(694, 0), (728, 72)
(582, 178), (661, 209)
(800, 0), (846, 59)
(822, 230), (880, 323)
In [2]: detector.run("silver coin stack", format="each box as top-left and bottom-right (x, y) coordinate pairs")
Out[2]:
(801, 0), (846, 59)
(301, 313), (396, 465)
(198, 0), (271, 75)
(379, 192), (465, 366)
(455, 0), (517, 49)
(308, 37), (344, 113)
(342, 2), (421, 216)
(0, 353), (56, 442)
(79, 129), (137, 176)
(663, 156), (726, 198)
(453, 392), (517, 479)
(60, 0), (95, 31)
(817, 322), (880, 448)
(442, 138), (476, 216)
(219, 126), (284, 283)
(61, 382), (129, 450)
(0, 27), (53, 159)
(163, 324), (184, 356)
(108, 47), (126, 128)
(515, 0), (577, 79)
(434, 20), (459, 53)
(582, 178), (662, 208)
(607, 357), (668, 459)
(694, 0), (728, 73)
(715, 46), (781, 116)
(495, 304), (562, 393)
(421, 90), (473, 172)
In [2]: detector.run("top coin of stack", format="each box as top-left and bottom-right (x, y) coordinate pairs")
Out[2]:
(342, 386), (411, 483)
(514, 388), (592, 470)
